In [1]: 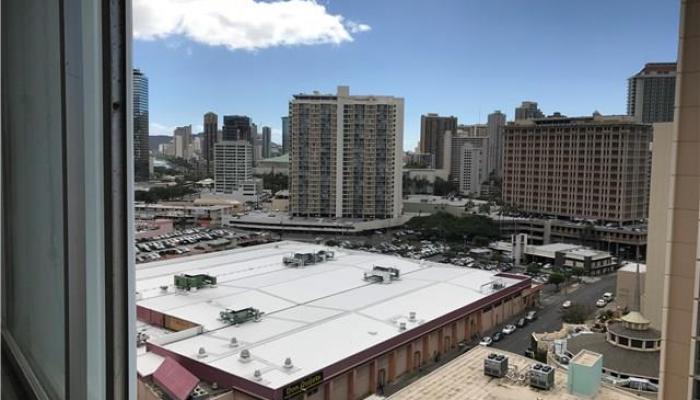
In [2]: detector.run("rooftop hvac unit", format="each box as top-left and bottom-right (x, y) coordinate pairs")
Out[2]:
(219, 307), (263, 325)
(484, 353), (509, 378)
(174, 274), (217, 290)
(283, 250), (335, 267)
(529, 363), (555, 390)
(364, 266), (401, 284)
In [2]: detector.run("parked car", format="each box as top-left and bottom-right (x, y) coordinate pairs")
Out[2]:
(525, 311), (537, 321)
(603, 292), (614, 302)
(502, 324), (517, 335)
(492, 332), (504, 342)
(479, 336), (493, 346)
(562, 300), (572, 309)
(596, 299), (607, 308)
(516, 318), (527, 328)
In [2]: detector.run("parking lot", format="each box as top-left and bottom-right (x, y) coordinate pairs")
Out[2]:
(487, 273), (617, 355)
(134, 227), (272, 263)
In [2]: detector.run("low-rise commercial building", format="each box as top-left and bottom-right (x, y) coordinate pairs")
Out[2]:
(134, 202), (239, 226)
(136, 241), (540, 400)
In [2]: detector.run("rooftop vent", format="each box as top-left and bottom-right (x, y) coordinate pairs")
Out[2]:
(253, 369), (262, 381)
(399, 322), (407, 331)
(364, 266), (400, 284)
(197, 347), (207, 359)
(409, 311), (416, 322)
(530, 363), (555, 390)
(229, 337), (239, 348)
(219, 307), (263, 325)
(160, 285), (169, 292)
(484, 353), (509, 378)
(284, 357), (293, 369)
(239, 349), (251, 362)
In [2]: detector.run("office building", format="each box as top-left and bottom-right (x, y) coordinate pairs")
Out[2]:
(458, 143), (486, 195)
(133, 68), (150, 181)
(627, 62), (677, 123)
(289, 86), (404, 219)
(262, 126), (272, 159)
(173, 125), (192, 159)
(487, 110), (507, 177)
(514, 101), (544, 121)
(281, 115), (290, 154)
(222, 115), (252, 142)
(213, 140), (254, 194)
(136, 241), (539, 400)
(447, 125), (488, 185)
(502, 114), (652, 224)
(651, 4), (700, 398)
(203, 112), (218, 175)
(419, 113), (457, 169)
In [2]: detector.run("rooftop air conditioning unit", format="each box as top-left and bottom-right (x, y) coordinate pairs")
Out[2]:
(484, 353), (509, 378)
(529, 363), (555, 390)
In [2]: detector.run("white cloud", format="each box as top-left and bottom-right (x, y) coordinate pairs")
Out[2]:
(133, 0), (371, 51)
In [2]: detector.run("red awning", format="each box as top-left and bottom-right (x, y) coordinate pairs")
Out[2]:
(153, 357), (199, 400)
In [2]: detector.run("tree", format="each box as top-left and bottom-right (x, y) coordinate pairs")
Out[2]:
(526, 263), (541, 276)
(260, 172), (288, 193)
(562, 304), (590, 324)
(548, 272), (566, 290)
(464, 200), (475, 212)
(478, 203), (491, 214)
(571, 267), (586, 279)
(433, 177), (458, 196)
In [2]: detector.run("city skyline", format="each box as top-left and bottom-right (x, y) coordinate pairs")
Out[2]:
(133, 0), (679, 151)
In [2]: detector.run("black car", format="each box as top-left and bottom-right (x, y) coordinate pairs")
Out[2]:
(492, 332), (504, 342)
(516, 318), (527, 328)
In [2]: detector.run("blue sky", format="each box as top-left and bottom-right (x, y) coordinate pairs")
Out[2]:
(134, 0), (680, 150)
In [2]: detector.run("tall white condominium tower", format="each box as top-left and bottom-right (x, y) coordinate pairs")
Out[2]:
(213, 140), (254, 194)
(289, 86), (404, 219)
(459, 143), (486, 195)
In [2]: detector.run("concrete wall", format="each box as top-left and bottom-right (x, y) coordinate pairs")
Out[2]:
(643, 122), (673, 328)
(617, 268), (646, 311)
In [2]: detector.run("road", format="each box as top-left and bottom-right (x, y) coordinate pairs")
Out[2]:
(492, 273), (617, 354)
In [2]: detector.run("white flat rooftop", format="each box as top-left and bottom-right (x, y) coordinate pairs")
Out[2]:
(136, 241), (525, 390)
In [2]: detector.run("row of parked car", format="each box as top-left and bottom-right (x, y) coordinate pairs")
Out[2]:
(479, 310), (537, 346)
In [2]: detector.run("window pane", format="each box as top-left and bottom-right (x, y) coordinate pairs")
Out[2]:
(2, 0), (66, 398)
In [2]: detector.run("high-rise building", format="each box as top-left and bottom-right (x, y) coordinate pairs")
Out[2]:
(173, 125), (192, 159)
(458, 143), (486, 195)
(289, 86), (404, 219)
(653, 4), (699, 398)
(502, 114), (652, 224)
(262, 126), (271, 159)
(133, 68), (150, 181)
(203, 112), (218, 175)
(627, 62), (677, 123)
(222, 115), (252, 142)
(213, 140), (254, 194)
(448, 125), (488, 184)
(487, 110), (507, 177)
(419, 113), (457, 170)
(281, 116), (290, 155)
(514, 101), (544, 121)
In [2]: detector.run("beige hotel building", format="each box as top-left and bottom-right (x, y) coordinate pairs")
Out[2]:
(289, 86), (404, 220)
(502, 114), (652, 224)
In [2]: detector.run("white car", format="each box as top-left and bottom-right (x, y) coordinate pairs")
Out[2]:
(596, 299), (607, 308)
(603, 292), (614, 302)
(479, 337), (493, 346)
(562, 300), (572, 309)
(502, 324), (517, 335)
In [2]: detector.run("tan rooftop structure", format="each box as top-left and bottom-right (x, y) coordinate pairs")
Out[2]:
(387, 346), (639, 400)
(571, 350), (602, 368)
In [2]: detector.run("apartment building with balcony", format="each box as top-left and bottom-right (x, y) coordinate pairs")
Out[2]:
(289, 86), (404, 220)
(502, 114), (652, 224)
